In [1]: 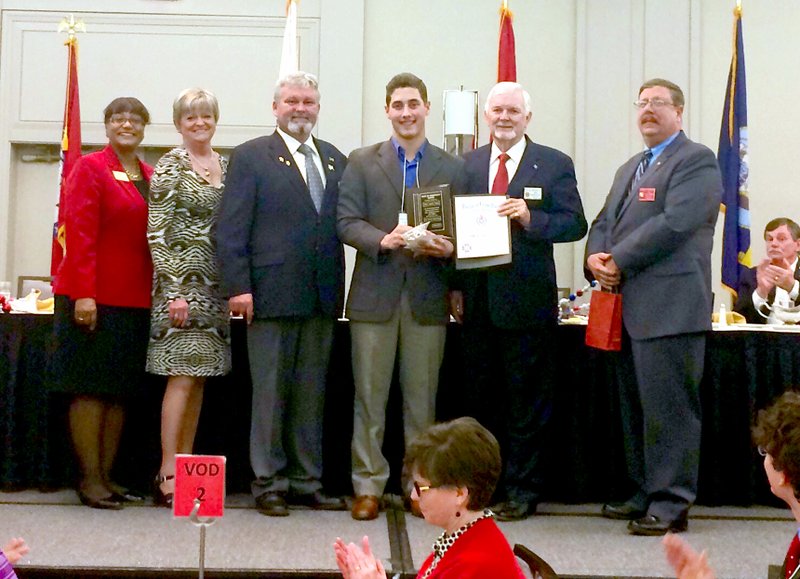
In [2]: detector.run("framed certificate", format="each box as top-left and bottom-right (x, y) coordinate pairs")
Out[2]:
(453, 194), (512, 270)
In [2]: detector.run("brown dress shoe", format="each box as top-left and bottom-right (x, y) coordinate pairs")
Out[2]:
(351, 495), (380, 520)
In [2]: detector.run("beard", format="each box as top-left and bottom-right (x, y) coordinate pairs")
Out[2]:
(287, 117), (313, 139)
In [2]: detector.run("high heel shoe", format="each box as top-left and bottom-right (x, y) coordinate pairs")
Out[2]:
(154, 474), (175, 508)
(77, 490), (124, 510)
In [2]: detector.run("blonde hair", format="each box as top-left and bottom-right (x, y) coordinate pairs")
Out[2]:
(173, 88), (219, 127)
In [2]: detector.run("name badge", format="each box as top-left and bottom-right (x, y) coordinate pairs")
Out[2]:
(112, 170), (130, 182)
(524, 187), (542, 201)
(638, 188), (656, 202)
(398, 212), (408, 226)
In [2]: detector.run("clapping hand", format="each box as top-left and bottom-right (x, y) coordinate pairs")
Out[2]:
(2, 537), (29, 565)
(334, 536), (385, 579)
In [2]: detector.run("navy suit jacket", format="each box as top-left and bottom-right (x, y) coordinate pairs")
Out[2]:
(456, 136), (587, 329)
(584, 132), (722, 340)
(733, 263), (800, 323)
(216, 132), (347, 319)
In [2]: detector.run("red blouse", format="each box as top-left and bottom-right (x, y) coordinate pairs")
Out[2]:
(416, 517), (525, 579)
(54, 145), (153, 308)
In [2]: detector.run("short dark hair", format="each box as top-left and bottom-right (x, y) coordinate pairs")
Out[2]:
(752, 391), (800, 499)
(764, 218), (800, 241)
(404, 417), (501, 511)
(385, 73), (428, 106)
(638, 78), (684, 108)
(103, 97), (150, 125)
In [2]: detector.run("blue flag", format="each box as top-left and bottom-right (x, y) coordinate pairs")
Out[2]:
(719, 5), (751, 297)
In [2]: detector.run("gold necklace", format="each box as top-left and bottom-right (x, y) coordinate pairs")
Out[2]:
(123, 164), (141, 181)
(188, 150), (216, 178)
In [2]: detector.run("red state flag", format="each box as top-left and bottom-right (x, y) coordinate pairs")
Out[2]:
(498, 1), (516, 82)
(51, 36), (82, 278)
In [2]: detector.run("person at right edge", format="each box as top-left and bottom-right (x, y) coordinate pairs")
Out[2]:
(584, 78), (722, 535)
(449, 81), (587, 521)
(733, 218), (800, 324)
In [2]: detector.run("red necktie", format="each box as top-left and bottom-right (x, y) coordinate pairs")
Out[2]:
(785, 533), (800, 578)
(491, 152), (510, 194)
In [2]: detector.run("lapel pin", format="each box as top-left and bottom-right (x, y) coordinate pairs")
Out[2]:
(533, 163), (539, 170)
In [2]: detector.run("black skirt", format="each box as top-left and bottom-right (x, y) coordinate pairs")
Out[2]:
(50, 295), (150, 399)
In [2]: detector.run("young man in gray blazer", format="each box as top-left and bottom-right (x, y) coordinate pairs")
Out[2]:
(585, 78), (722, 535)
(337, 73), (463, 520)
(217, 72), (347, 517)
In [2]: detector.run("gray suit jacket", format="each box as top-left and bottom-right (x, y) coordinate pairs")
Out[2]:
(584, 132), (722, 340)
(337, 140), (464, 324)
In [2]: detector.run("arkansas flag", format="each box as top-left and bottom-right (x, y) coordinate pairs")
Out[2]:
(51, 35), (82, 278)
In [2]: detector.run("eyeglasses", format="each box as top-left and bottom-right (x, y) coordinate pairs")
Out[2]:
(633, 98), (674, 110)
(108, 114), (145, 128)
(757, 445), (768, 457)
(413, 481), (435, 495)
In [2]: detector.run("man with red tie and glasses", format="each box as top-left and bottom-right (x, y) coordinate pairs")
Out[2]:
(449, 81), (587, 521)
(663, 391), (800, 579)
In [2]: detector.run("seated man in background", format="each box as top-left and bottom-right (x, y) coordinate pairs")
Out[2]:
(663, 390), (800, 579)
(734, 218), (800, 324)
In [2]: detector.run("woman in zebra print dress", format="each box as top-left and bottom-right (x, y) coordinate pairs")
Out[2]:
(147, 88), (230, 506)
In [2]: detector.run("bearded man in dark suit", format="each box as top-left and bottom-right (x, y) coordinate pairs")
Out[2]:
(217, 72), (347, 517)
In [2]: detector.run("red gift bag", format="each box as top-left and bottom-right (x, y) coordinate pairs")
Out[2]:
(585, 289), (622, 351)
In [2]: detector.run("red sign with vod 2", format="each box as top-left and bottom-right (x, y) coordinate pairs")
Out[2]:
(174, 455), (226, 517)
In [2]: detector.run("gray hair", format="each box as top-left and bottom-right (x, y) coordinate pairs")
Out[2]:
(172, 88), (219, 127)
(484, 81), (531, 115)
(274, 71), (320, 102)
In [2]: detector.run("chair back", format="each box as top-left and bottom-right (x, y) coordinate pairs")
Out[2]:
(514, 543), (558, 579)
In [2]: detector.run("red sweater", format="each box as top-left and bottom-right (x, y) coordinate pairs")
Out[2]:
(417, 518), (525, 579)
(54, 146), (153, 308)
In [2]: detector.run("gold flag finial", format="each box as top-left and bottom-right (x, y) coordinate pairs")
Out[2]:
(58, 14), (86, 41)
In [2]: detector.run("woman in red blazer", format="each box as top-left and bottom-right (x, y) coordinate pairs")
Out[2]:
(52, 97), (153, 510)
(335, 418), (526, 579)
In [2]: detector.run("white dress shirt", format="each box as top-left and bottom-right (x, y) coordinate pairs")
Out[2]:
(487, 137), (527, 192)
(276, 127), (327, 188)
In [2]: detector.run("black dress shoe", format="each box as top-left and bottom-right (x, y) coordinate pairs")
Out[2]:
(494, 500), (537, 521)
(601, 501), (647, 520)
(627, 513), (688, 536)
(77, 490), (124, 510)
(288, 490), (346, 511)
(255, 492), (289, 517)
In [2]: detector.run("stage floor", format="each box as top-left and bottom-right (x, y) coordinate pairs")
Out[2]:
(1, 490), (792, 578)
